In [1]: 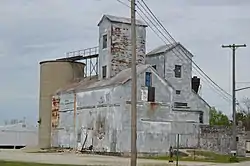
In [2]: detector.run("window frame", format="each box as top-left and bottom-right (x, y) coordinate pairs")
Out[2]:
(102, 65), (107, 78)
(174, 65), (182, 78)
(145, 72), (152, 87)
(102, 34), (107, 49)
(176, 90), (181, 95)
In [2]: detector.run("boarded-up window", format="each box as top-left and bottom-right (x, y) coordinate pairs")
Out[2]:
(102, 66), (107, 78)
(175, 65), (182, 78)
(145, 72), (152, 87)
(148, 86), (155, 102)
(141, 88), (148, 101)
(103, 34), (107, 49)
(174, 102), (187, 108)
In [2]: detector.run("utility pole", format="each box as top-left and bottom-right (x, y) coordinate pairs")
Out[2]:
(222, 44), (246, 155)
(131, 0), (137, 166)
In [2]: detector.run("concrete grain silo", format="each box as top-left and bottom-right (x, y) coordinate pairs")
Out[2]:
(38, 60), (85, 149)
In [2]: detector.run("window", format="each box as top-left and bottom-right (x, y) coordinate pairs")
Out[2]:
(77, 130), (81, 142)
(152, 65), (156, 70)
(199, 112), (204, 124)
(102, 34), (107, 49)
(102, 66), (107, 78)
(174, 65), (182, 78)
(176, 90), (181, 95)
(145, 72), (152, 87)
(148, 86), (155, 102)
(174, 102), (187, 108)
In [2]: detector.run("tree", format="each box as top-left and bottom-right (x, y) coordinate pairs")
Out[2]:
(209, 107), (230, 126)
(235, 97), (250, 130)
(242, 97), (250, 113)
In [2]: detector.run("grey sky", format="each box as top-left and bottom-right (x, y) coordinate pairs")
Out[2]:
(0, 0), (249, 124)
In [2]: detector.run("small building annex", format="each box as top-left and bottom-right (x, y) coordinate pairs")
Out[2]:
(0, 122), (38, 149)
(38, 14), (211, 154)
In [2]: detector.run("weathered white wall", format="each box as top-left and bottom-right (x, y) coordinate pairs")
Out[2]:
(146, 44), (210, 124)
(52, 67), (204, 152)
(120, 67), (173, 104)
(146, 45), (192, 104)
(98, 18), (112, 80)
(53, 101), (200, 153)
(98, 17), (146, 79)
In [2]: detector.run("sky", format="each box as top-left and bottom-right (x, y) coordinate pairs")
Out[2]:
(0, 0), (250, 124)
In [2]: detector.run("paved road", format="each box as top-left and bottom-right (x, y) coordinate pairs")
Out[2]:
(0, 150), (249, 166)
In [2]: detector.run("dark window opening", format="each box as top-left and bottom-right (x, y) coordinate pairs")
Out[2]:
(148, 86), (155, 102)
(145, 72), (152, 87)
(174, 102), (187, 108)
(152, 65), (156, 70)
(102, 34), (107, 49)
(236, 136), (239, 142)
(77, 131), (81, 142)
(176, 90), (181, 94)
(174, 65), (182, 78)
(199, 112), (204, 124)
(102, 66), (107, 78)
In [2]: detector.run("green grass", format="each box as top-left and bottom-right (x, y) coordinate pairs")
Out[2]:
(0, 160), (83, 166)
(145, 150), (250, 163)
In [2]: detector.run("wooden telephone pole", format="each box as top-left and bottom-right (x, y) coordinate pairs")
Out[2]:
(222, 44), (246, 155)
(130, 0), (137, 166)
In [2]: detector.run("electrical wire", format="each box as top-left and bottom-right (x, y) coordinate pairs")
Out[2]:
(116, 0), (233, 103)
(138, 0), (232, 98)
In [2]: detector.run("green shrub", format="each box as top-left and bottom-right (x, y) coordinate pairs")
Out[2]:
(229, 156), (239, 163)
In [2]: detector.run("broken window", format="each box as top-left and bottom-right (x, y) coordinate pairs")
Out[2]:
(102, 65), (107, 78)
(174, 65), (182, 78)
(145, 72), (152, 87)
(152, 65), (156, 70)
(148, 86), (155, 102)
(102, 34), (107, 49)
(176, 90), (181, 95)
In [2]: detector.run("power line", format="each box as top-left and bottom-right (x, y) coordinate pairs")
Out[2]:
(138, 0), (232, 98)
(136, 6), (232, 102)
(135, 0), (232, 102)
(117, 0), (233, 101)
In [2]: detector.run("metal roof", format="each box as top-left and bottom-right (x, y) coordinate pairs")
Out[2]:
(147, 43), (179, 56)
(57, 64), (150, 94)
(56, 64), (174, 94)
(146, 42), (194, 57)
(98, 14), (147, 27)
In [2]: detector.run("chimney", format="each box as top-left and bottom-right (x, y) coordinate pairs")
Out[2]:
(192, 76), (200, 93)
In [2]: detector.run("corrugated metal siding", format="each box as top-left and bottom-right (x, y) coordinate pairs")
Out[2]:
(53, 98), (200, 152)
(51, 68), (203, 153)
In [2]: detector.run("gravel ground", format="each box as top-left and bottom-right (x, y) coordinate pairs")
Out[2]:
(0, 149), (249, 166)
